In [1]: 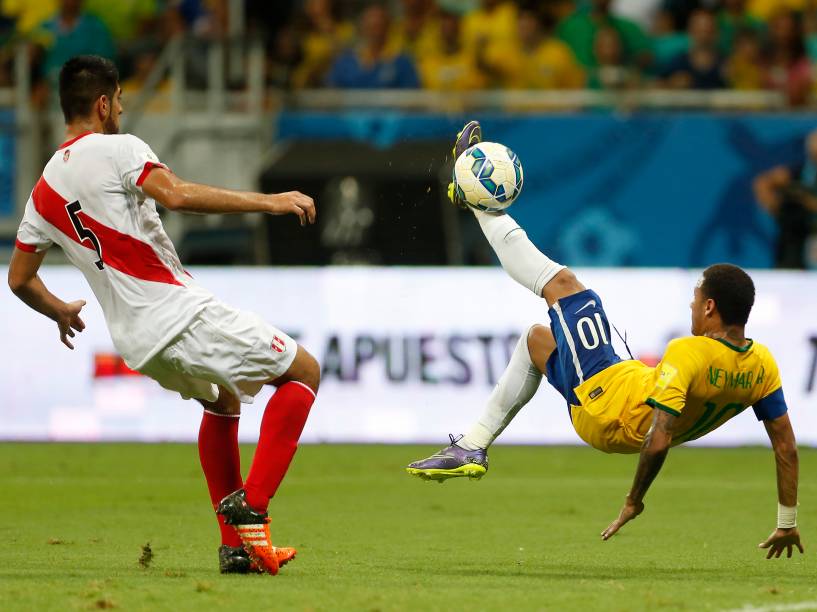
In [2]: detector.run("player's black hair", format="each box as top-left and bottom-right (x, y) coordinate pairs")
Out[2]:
(700, 264), (755, 326)
(59, 55), (119, 123)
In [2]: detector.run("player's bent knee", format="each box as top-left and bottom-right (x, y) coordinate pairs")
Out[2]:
(526, 324), (555, 374)
(274, 345), (321, 394)
(198, 387), (241, 416)
(298, 348), (321, 393)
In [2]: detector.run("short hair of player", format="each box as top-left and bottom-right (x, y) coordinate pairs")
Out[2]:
(59, 55), (119, 123)
(700, 263), (756, 326)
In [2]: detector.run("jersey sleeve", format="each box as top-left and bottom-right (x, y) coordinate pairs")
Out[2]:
(752, 352), (787, 421)
(16, 200), (53, 253)
(645, 339), (701, 417)
(116, 135), (169, 195)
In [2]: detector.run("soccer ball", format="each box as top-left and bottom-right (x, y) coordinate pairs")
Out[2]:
(453, 142), (524, 212)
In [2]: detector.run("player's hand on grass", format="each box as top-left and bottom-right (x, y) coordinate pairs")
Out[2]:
(601, 495), (644, 541)
(267, 192), (316, 226)
(57, 300), (86, 350)
(759, 528), (804, 559)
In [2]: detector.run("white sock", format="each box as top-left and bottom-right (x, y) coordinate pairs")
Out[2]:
(474, 210), (565, 297)
(458, 329), (543, 450)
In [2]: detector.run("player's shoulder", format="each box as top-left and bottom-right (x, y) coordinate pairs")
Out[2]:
(665, 336), (710, 351)
(748, 339), (777, 363)
(104, 133), (151, 150)
(64, 133), (149, 158)
(662, 336), (716, 369)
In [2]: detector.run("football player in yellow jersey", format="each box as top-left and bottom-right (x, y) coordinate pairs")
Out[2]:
(407, 121), (804, 559)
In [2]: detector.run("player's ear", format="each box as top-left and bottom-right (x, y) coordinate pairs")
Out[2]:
(704, 298), (717, 318)
(96, 94), (109, 121)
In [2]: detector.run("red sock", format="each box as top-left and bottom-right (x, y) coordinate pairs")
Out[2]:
(244, 382), (315, 513)
(198, 411), (243, 548)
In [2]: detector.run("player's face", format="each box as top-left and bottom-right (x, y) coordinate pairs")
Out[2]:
(102, 86), (123, 135)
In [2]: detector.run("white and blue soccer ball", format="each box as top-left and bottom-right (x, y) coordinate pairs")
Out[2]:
(453, 141), (524, 212)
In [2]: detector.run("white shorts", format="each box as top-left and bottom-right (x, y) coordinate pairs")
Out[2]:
(139, 299), (298, 404)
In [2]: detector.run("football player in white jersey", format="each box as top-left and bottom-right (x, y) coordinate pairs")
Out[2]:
(8, 56), (317, 575)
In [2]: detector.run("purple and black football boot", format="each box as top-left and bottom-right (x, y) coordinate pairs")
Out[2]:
(448, 120), (482, 208)
(406, 434), (488, 482)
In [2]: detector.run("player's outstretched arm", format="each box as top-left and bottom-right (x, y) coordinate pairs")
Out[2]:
(758, 413), (804, 559)
(601, 408), (676, 541)
(141, 168), (316, 226)
(8, 248), (86, 349)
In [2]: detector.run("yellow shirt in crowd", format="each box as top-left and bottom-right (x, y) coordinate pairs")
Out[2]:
(461, 1), (518, 52)
(747, 0), (805, 19)
(485, 38), (585, 89)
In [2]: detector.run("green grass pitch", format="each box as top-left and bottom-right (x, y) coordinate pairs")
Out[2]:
(0, 443), (814, 611)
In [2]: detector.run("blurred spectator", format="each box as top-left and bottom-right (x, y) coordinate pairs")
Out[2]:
(121, 46), (171, 111)
(269, 25), (304, 89)
(295, 0), (354, 82)
(326, 5), (419, 89)
(660, 0), (700, 28)
(461, 0), (518, 53)
(558, 0), (653, 69)
(482, 8), (585, 89)
(747, 0), (806, 21)
(725, 28), (763, 89)
(762, 10), (811, 106)
(172, 0), (227, 39)
(292, 0), (354, 88)
(419, 11), (484, 90)
(658, 9), (726, 90)
(717, 0), (764, 54)
(389, 0), (439, 58)
(753, 129), (817, 268)
(38, 0), (115, 87)
(611, 0), (663, 28)
(1, 0), (56, 39)
(587, 26), (642, 89)
(651, 8), (689, 70)
(84, 0), (158, 43)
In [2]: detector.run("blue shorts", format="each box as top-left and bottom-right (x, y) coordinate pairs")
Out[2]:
(545, 289), (622, 407)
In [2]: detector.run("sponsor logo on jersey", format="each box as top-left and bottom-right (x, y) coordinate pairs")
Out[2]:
(271, 335), (286, 353)
(574, 299), (597, 314)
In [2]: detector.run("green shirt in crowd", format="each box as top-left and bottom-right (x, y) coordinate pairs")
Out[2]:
(557, 8), (652, 68)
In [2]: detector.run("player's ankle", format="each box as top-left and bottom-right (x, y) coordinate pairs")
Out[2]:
(243, 488), (269, 515)
(456, 436), (487, 452)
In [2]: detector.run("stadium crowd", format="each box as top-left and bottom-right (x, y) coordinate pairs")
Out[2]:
(2, 0), (817, 106)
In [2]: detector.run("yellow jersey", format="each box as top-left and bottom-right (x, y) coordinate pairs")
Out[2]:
(570, 336), (785, 454)
(419, 49), (485, 91)
(484, 38), (585, 90)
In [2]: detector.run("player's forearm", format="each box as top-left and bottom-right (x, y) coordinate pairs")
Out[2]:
(628, 444), (669, 504)
(10, 275), (67, 322)
(166, 182), (271, 214)
(628, 410), (675, 503)
(766, 415), (799, 507)
(774, 442), (798, 507)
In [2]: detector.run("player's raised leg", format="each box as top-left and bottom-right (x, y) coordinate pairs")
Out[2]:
(472, 209), (585, 307)
(407, 324), (554, 481)
(407, 121), (615, 482)
(450, 120), (586, 307)
(217, 345), (319, 575)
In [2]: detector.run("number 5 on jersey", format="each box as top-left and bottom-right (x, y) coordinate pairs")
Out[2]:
(66, 201), (104, 270)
